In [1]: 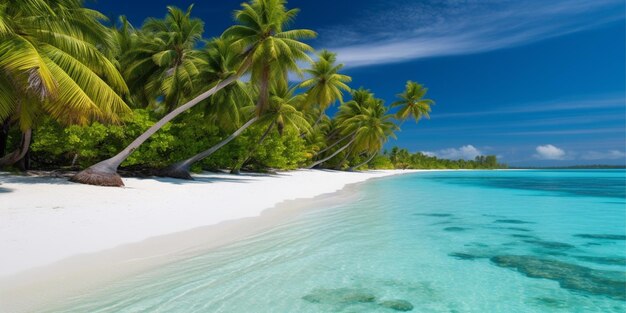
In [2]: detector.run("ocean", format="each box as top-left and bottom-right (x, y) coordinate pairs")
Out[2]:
(51, 170), (626, 312)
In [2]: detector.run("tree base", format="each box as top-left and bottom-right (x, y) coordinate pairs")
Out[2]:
(156, 166), (193, 180)
(70, 167), (124, 187)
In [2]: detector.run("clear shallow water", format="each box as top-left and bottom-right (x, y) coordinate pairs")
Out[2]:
(52, 170), (626, 312)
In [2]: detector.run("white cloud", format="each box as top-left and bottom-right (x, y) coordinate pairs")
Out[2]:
(534, 144), (566, 160)
(423, 145), (482, 160)
(433, 96), (625, 119)
(321, 0), (623, 68)
(580, 150), (626, 160)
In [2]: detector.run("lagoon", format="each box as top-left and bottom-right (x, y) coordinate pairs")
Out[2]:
(49, 170), (626, 312)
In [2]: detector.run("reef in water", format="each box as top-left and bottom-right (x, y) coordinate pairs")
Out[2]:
(490, 255), (626, 301)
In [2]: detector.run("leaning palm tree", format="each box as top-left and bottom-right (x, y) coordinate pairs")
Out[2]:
(347, 99), (398, 171)
(392, 81), (434, 124)
(223, 0), (316, 115)
(299, 50), (351, 127)
(123, 5), (207, 112)
(199, 38), (254, 132)
(72, 0), (316, 186)
(307, 89), (375, 168)
(310, 88), (372, 159)
(156, 0), (316, 180)
(231, 84), (311, 173)
(0, 0), (130, 167)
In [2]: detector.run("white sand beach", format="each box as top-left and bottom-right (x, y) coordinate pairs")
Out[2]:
(0, 169), (418, 278)
(0, 169), (428, 312)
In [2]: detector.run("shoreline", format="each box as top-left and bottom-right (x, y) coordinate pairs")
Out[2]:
(0, 169), (425, 312)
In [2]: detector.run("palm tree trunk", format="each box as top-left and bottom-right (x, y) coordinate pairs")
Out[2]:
(231, 120), (275, 174)
(315, 130), (356, 156)
(308, 135), (356, 169)
(299, 111), (324, 138)
(71, 74), (242, 186)
(158, 117), (259, 179)
(256, 63), (270, 116)
(0, 128), (32, 168)
(334, 146), (354, 170)
(313, 111), (325, 128)
(348, 152), (377, 171)
(0, 119), (9, 158)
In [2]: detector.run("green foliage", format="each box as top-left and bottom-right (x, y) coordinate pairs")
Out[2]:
(372, 147), (506, 170)
(368, 155), (395, 169)
(30, 108), (310, 171)
(3, 0), (454, 175)
(0, 0), (130, 129)
(31, 110), (175, 168)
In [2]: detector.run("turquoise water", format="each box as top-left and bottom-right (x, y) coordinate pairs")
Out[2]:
(53, 170), (626, 312)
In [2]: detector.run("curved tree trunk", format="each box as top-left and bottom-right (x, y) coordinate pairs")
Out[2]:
(0, 128), (32, 168)
(71, 74), (242, 187)
(300, 111), (324, 138)
(158, 117), (259, 180)
(314, 129), (357, 156)
(308, 135), (356, 169)
(231, 120), (275, 174)
(348, 152), (377, 171)
(334, 146), (354, 170)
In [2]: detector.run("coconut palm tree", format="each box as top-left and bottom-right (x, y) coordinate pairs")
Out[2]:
(223, 0), (316, 116)
(310, 88), (372, 158)
(0, 0), (129, 167)
(231, 84), (310, 173)
(123, 5), (206, 112)
(308, 88), (374, 168)
(199, 38), (254, 132)
(392, 81), (434, 124)
(72, 0), (316, 186)
(347, 98), (398, 170)
(299, 50), (351, 127)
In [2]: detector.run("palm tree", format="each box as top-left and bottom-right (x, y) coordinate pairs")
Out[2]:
(199, 38), (254, 132)
(122, 5), (206, 112)
(0, 0), (130, 167)
(347, 99), (398, 171)
(299, 50), (351, 127)
(231, 84), (310, 173)
(223, 0), (316, 116)
(72, 0), (315, 186)
(392, 81), (434, 124)
(308, 88), (374, 169)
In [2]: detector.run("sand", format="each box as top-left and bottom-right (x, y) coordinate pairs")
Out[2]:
(0, 169), (420, 278)
(0, 169), (427, 312)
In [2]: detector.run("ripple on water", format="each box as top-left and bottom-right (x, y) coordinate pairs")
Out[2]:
(494, 219), (535, 224)
(414, 213), (454, 217)
(302, 288), (415, 312)
(575, 256), (626, 266)
(574, 234), (626, 241)
(444, 227), (468, 232)
(523, 240), (575, 250)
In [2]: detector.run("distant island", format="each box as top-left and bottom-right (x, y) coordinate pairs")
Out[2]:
(511, 165), (626, 169)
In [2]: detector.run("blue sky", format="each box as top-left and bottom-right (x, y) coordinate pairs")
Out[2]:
(88, 0), (626, 166)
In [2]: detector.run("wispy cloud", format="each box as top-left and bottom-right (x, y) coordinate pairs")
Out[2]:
(423, 144), (482, 160)
(506, 127), (624, 136)
(321, 0), (624, 68)
(432, 95), (625, 119)
(580, 150), (626, 160)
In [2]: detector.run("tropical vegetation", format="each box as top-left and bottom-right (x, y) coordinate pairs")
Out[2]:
(0, 0), (504, 186)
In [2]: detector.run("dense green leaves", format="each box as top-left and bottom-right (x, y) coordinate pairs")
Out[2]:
(2, 0), (492, 175)
(0, 0), (130, 128)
